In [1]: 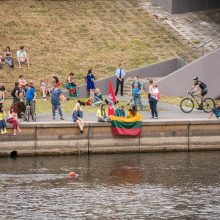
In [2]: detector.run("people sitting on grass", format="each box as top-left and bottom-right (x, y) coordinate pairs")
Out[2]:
(0, 106), (7, 135)
(72, 103), (84, 134)
(115, 105), (125, 117)
(17, 45), (30, 69)
(96, 104), (110, 122)
(40, 79), (50, 100)
(210, 103), (220, 119)
(66, 72), (78, 97)
(3, 47), (14, 68)
(93, 88), (103, 106)
(7, 108), (21, 135)
(51, 84), (67, 120)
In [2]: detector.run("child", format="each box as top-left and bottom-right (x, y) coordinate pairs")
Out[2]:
(40, 79), (50, 100)
(0, 106), (7, 134)
(7, 108), (21, 135)
(96, 104), (109, 122)
(210, 103), (220, 119)
(115, 105), (125, 117)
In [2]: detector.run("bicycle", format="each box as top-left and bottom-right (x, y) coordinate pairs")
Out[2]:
(180, 91), (215, 113)
(25, 100), (36, 122)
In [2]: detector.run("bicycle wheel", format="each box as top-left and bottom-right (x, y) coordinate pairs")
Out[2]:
(180, 98), (194, 113)
(202, 98), (215, 113)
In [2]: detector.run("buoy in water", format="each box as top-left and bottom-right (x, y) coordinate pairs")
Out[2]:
(68, 172), (76, 177)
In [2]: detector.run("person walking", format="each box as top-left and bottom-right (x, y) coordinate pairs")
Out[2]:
(115, 63), (126, 96)
(131, 76), (144, 111)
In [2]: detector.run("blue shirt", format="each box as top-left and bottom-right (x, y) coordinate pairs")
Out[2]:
(132, 81), (142, 95)
(115, 68), (126, 79)
(72, 110), (83, 122)
(86, 74), (95, 90)
(26, 87), (35, 102)
(51, 88), (62, 106)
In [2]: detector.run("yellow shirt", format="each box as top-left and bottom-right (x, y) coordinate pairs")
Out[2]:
(0, 112), (5, 120)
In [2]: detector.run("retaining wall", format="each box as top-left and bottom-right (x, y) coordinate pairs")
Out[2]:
(0, 119), (220, 157)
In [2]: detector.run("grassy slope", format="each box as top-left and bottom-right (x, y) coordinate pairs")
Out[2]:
(0, 0), (190, 92)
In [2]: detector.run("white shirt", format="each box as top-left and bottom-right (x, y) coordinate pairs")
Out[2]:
(17, 50), (27, 58)
(151, 87), (159, 100)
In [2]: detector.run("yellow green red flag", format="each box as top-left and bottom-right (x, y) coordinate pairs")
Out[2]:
(110, 114), (142, 136)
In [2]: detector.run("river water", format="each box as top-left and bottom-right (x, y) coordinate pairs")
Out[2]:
(0, 152), (220, 219)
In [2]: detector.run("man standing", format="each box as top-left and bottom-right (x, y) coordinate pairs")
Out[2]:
(115, 64), (126, 96)
(131, 76), (144, 111)
(24, 81), (36, 121)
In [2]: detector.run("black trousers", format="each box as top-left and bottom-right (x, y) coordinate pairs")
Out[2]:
(115, 78), (124, 96)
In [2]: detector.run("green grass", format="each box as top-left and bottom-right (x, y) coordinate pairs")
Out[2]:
(0, 0), (190, 93)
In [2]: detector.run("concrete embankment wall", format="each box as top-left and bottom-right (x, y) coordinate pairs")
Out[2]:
(0, 120), (220, 157)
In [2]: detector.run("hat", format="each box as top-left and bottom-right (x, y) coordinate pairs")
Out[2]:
(193, 76), (198, 80)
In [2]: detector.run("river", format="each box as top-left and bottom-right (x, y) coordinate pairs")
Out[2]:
(0, 152), (220, 219)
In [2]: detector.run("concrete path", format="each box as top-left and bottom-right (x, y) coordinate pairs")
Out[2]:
(26, 95), (210, 123)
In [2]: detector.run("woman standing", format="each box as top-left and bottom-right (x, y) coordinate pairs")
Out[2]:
(149, 82), (160, 119)
(72, 103), (84, 134)
(85, 68), (95, 99)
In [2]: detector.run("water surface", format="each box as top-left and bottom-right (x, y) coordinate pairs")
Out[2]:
(0, 152), (220, 219)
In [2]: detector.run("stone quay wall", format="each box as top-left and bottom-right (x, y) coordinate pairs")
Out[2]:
(0, 120), (220, 157)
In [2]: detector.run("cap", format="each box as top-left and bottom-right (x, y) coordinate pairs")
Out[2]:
(193, 76), (198, 80)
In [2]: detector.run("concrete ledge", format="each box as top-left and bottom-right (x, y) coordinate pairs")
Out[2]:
(0, 119), (220, 157)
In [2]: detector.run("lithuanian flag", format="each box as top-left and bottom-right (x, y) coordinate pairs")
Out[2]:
(110, 114), (142, 136)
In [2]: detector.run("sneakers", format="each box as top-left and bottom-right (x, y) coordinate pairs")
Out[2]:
(60, 117), (64, 120)
(80, 130), (84, 134)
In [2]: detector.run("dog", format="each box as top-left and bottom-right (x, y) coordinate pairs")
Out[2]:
(11, 101), (26, 118)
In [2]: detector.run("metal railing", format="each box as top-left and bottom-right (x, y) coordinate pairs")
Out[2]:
(183, 34), (220, 63)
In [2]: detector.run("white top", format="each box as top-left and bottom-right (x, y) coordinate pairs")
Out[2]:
(17, 50), (27, 58)
(151, 87), (159, 100)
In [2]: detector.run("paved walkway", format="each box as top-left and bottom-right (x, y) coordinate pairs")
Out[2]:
(141, 1), (220, 52)
(26, 95), (210, 123)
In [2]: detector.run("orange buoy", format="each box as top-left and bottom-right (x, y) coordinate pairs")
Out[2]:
(68, 172), (76, 177)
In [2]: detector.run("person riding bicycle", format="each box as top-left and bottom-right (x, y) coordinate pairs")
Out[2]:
(24, 81), (36, 121)
(188, 77), (208, 110)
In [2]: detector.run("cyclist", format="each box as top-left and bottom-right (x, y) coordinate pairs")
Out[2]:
(188, 77), (208, 110)
(24, 81), (36, 121)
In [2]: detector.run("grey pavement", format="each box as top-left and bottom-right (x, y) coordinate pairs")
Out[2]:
(26, 95), (210, 123)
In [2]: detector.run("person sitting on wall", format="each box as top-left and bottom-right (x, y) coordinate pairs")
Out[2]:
(127, 105), (138, 118)
(96, 104), (110, 122)
(72, 103), (84, 134)
(66, 72), (78, 97)
(209, 103), (220, 119)
(114, 105), (125, 117)
(93, 88), (103, 106)
(11, 101), (26, 119)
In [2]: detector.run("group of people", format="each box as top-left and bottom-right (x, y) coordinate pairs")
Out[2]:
(1, 61), (220, 136)
(0, 45), (30, 69)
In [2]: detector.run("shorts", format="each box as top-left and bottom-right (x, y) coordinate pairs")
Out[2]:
(201, 88), (208, 96)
